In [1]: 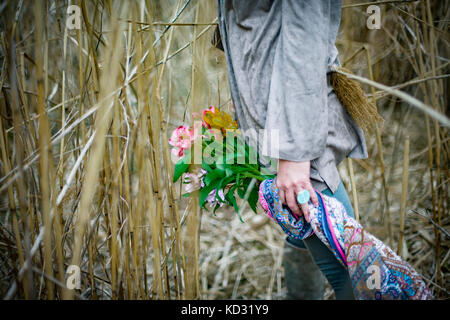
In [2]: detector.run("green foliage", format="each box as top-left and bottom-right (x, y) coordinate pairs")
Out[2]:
(173, 151), (191, 183)
(198, 127), (274, 220)
(171, 119), (276, 221)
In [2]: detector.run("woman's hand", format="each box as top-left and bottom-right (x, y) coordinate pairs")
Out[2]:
(276, 159), (319, 222)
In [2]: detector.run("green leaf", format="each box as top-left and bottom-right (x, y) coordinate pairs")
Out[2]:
(201, 161), (212, 172)
(213, 203), (221, 214)
(225, 185), (243, 222)
(216, 176), (236, 194)
(215, 163), (226, 173)
(237, 186), (246, 199)
(204, 169), (225, 186)
(235, 172), (241, 186)
(173, 157), (189, 182)
(248, 186), (259, 214)
(229, 165), (248, 174)
(225, 168), (234, 177)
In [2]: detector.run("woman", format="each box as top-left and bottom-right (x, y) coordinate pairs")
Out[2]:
(217, 0), (368, 299)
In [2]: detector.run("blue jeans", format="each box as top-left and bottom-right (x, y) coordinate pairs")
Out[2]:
(286, 181), (356, 300)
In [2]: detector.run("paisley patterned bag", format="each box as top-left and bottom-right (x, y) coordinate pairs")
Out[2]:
(259, 178), (433, 300)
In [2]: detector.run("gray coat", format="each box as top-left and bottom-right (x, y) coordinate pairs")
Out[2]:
(217, 0), (368, 193)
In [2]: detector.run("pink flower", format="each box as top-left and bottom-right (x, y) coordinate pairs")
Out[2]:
(169, 125), (196, 158)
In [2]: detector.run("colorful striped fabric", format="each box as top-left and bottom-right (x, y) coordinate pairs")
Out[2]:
(258, 178), (433, 300)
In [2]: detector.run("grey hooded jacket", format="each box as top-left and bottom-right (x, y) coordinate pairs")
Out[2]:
(217, 0), (368, 193)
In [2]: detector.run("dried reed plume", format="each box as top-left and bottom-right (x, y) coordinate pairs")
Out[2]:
(331, 66), (384, 132)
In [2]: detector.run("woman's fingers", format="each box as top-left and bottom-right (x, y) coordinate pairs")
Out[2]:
(285, 188), (302, 217)
(308, 184), (319, 207)
(279, 188), (285, 206)
(275, 167), (319, 222)
(294, 182), (318, 223)
(300, 203), (310, 222)
(277, 185), (302, 219)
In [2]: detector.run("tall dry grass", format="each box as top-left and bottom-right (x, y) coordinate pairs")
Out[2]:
(0, 0), (448, 299)
(0, 0), (221, 300)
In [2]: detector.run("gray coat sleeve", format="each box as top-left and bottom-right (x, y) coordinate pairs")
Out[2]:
(218, 0), (344, 162)
(264, 0), (333, 161)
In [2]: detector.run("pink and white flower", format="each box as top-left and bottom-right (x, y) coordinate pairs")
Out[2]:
(205, 188), (226, 209)
(169, 125), (197, 159)
(183, 168), (207, 193)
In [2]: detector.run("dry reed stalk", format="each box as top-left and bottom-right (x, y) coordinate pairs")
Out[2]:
(132, 5), (162, 299)
(54, 16), (71, 299)
(65, 2), (128, 300)
(425, 0), (444, 289)
(126, 13), (142, 300)
(333, 69), (450, 127)
(80, 1), (100, 90)
(162, 76), (187, 299)
(9, 2), (37, 299)
(342, 46), (365, 67)
(155, 0), (188, 300)
(347, 159), (360, 222)
(147, 22), (167, 301)
(184, 3), (201, 299)
(18, 51), (37, 150)
(109, 94), (121, 299)
(365, 48), (393, 246)
(162, 141), (184, 298)
(415, 8), (441, 291)
(398, 135), (410, 257)
(120, 22), (133, 300)
(0, 59), (31, 298)
(153, 4), (180, 300)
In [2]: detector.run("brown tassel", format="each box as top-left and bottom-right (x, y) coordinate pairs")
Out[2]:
(331, 67), (383, 132)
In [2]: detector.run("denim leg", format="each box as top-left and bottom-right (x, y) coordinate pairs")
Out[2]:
(286, 181), (355, 300)
(302, 234), (355, 300)
(322, 182), (355, 220)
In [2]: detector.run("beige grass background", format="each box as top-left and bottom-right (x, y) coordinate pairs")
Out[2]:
(0, 0), (448, 299)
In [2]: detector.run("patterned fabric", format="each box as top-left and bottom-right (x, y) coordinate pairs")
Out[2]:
(258, 178), (314, 240)
(259, 178), (433, 300)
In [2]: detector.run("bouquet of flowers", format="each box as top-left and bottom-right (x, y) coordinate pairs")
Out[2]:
(169, 106), (274, 220)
